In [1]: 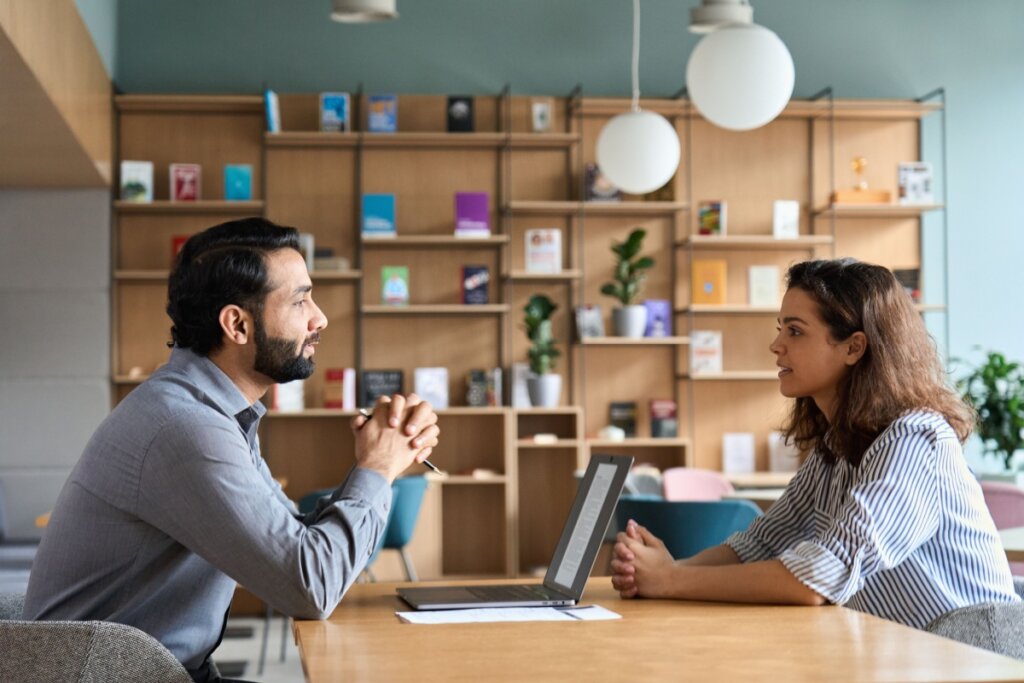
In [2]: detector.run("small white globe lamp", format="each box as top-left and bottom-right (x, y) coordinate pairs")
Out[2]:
(686, 23), (795, 131)
(597, 111), (680, 195)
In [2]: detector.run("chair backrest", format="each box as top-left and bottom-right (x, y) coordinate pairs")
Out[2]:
(382, 476), (428, 549)
(926, 601), (1024, 660)
(661, 467), (735, 501)
(980, 480), (1024, 529)
(615, 497), (762, 559)
(623, 470), (663, 498)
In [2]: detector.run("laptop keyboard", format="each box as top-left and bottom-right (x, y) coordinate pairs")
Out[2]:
(468, 584), (562, 601)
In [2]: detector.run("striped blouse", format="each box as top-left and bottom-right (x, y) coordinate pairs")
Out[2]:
(725, 410), (1020, 629)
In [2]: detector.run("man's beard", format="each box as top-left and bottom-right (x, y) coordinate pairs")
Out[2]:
(253, 316), (317, 384)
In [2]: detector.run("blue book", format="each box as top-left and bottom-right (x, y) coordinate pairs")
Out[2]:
(264, 88), (280, 133)
(319, 92), (350, 132)
(368, 94), (398, 133)
(362, 193), (396, 238)
(224, 164), (253, 201)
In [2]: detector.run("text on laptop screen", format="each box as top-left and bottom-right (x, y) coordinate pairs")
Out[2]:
(554, 462), (618, 587)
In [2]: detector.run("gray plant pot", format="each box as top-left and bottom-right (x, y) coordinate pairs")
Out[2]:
(527, 374), (562, 408)
(612, 305), (648, 338)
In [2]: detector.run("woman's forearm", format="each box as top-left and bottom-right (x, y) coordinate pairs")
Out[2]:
(665, 559), (827, 606)
(678, 544), (742, 566)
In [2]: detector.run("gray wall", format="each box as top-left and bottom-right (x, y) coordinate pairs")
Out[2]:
(0, 191), (110, 539)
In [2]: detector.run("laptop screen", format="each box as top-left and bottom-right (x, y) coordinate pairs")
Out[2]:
(544, 454), (632, 597)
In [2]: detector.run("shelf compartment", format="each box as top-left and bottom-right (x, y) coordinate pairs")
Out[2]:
(680, 371), (780, 381)
(677, 305), (778, 315)
(507, 270), (582, 282)
(114, 200), (265, 214)
(362, 304), (510, 315)
(579, 336), (689, 346)
(361, 235), (509, 248)
(812, 203), (944, 218)
(678, 235), (834, 250)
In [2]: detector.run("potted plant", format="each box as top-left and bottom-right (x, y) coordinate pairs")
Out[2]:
(600, 228), (654, 337)
(959, 350), (1024, 476)
(523, 293), (561, 407)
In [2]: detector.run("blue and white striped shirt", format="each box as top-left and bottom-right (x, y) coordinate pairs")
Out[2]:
(726, 410), (1020, 628)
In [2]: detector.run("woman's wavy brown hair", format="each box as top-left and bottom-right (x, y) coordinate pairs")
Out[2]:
(781, 258), (974, 466)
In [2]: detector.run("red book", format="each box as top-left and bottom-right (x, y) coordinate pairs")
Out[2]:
(170, 163), (201, 201)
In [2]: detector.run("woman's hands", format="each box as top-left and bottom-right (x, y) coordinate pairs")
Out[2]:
(610, 520), (679, 599)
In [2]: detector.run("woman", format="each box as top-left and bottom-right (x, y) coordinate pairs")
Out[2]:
(611, 258), (1019, 628)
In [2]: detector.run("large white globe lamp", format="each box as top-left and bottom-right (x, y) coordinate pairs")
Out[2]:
(597, 110), (680, 195)
(686, 23), (794, 131)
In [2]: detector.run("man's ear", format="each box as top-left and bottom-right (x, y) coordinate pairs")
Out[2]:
(844, 331), (868, 366)
(219, 305), (252, 347)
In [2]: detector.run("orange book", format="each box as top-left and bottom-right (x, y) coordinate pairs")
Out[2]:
(691, 259), (728, 305)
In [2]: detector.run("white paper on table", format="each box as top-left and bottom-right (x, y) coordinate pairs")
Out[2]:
(396, 604), (621, 624)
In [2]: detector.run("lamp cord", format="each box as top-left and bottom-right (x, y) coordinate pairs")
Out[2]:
(631, 0), (641, 112)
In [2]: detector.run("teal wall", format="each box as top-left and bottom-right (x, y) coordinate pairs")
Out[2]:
(110, 0), (1024, 469)
(75, 0), (117, 77)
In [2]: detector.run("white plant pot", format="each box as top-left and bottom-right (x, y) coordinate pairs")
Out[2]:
(527, 374), (562, 408)
(612, 305), (648, 338)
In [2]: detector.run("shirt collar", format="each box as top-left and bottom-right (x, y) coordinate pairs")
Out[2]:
(165, 347), (267, 426)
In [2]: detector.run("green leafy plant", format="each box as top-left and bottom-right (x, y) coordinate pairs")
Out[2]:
(523, 294), (560, 375)
(959, 351), (1024, 470)
(600, 228), (654, 306)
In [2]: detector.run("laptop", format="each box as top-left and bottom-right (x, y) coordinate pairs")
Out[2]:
(397, 453), (633, 610)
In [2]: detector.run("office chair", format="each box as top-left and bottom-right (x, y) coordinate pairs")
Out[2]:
(614, 497), (762, 559)
(981, 480), (1024, 575)
(661, 467), (735, 501)
(926, 577), (1024, 659)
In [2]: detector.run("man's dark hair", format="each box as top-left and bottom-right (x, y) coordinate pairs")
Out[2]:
(166, 217), (301, 356)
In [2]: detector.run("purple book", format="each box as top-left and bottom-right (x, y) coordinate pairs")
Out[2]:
(454, 192), (490, 237)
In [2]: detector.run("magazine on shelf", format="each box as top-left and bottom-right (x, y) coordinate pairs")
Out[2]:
(525, 228), (562, 273)
(120, 161), (153, 202)
(414, 367), (450, 410)
(898, 162), (934, 205)
(381, 266), (409, 305)
(772, 200), (800, 239)
(690, 330), (723, 375)
(169, 163), (201, 201)
(454, 192), (490, 237)
(461, 265), (490, 304)
(698, 200), (727, 236)
(319, 92), (351, 132)
(447, 95), (474, 132)
(691, 260), (728, 305)
(264, 88), (281, 133)
(224, 164), (253, 201)
(360, 370), (403, 408)
(748, 265), (781, 307)
(362, 193), (397, 238)
(368, 94), (398, 133)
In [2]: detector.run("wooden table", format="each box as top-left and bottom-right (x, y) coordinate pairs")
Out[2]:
(999, 526), (1024, 562)
(293, 578), (1024, 682)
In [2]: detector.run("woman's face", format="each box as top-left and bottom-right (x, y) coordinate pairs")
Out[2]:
(769, 287), (865, 419)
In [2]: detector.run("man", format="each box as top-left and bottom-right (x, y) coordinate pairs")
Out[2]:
(24, 218), (439, 682)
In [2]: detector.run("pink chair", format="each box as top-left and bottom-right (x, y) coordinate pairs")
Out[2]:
(662, 467), (735, 501)
(980, 480), (1024, 575)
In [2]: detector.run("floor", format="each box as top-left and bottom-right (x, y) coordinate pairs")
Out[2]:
(213, 616), (305, 683)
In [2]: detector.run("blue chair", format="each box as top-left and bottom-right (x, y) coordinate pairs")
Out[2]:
(614, 497), (762, 559)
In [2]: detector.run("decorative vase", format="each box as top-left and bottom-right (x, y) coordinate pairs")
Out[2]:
(612, 305), (648, 338)
(527, 373), (562, 408)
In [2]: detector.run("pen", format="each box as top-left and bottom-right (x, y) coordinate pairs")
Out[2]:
(358, 408), (442, 474)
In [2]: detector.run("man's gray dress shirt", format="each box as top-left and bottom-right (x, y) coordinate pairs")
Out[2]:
(24, 347), (390, 675)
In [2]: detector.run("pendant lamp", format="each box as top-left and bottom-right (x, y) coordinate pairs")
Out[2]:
(331, 0), (398, 23)
(596, 0), (680, 195)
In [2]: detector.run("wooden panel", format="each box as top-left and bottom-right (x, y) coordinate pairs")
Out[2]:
(118, 211), (262, 270)
(689, 381), (789, 471)
(442, 484), (506, 574)
(517, 449), (577, 572)
(508, 149), (573, 201)
(517, 412), (579, 440)
(260, 417), (354, 500)
(813, 118), (919, 209)
(115, 282), (173, 375)
(832, 218), (921, 269)
(265, 147), (358, 265)
(0, 0), (112, 186)
(361, 148), (498, 234)
(362, 247), (499, 305)
(119, 110), (263, 201)
(579, 346), (678, 438)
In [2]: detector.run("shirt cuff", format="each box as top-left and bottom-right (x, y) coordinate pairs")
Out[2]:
(724, 531), (775, 563)
(779, 540), (858, 605)
(345, 467), (392, 521)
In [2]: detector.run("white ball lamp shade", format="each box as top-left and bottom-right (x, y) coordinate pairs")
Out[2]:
(596, 110), (681, 195)
(331, 0), (398, 22)
(686, 23), (795, 131)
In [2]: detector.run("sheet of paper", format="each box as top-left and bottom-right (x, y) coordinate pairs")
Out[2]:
(396, 604), (621, 624)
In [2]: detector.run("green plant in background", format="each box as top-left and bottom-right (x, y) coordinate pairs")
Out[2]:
(523, 294), (560, 375)
(959, 350), (1024, 470)
(600, 228), (654, 306)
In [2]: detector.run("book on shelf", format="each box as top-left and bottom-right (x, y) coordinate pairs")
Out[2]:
(649, 399), (678, 438)
(574, 304), (605, 339)
(414, 367), (450, 410)
(691, 259), (728, 305)
(323, 367), (356, 410)
(893, 268), (921, 303)
(298, 233), (315, 272)
(460, 265), (490, 304)
(748, 265), (781, 307)
(319, 91), (351, 132)
(690, 330), (723, 375)
(531, 97), (552, 132)
(224, 164), (253, 201)
(447, 95), (474, 132)
(454, 192), (490, 237)
(722, 432), (756, 474)
(643, 299), (672, 337)
(119, 160), (153, 202)
(698, 200), (727, 236)
(584, 163), (622, 202)
(362, 193), (396, 238)
(511, 362), (531, 408)
(368, 94), (398, 133)
(524, 228), (562, 273)
(381, 265), (410, 305)
(772, 200), (800, 239)
(264, 88), (281, 133)
(169, 163), (201, 201)
(271, 380), (305, 412)
(609, 401), (637, 438)
(465, 368), (502, 407)
(898, 162), (934, 205)
(360, 370), (403, 408)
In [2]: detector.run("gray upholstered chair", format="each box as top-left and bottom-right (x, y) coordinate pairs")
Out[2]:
(0, 592), (193, 682)
(924, 577), (1024, 659)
